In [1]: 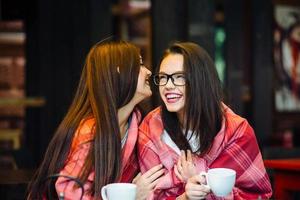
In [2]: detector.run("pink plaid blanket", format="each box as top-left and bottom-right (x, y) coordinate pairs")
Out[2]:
(138, 105), (272, 200)
(55, 110), (141, 199)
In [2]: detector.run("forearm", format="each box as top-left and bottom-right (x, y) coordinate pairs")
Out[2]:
(118, 102), (135, 128)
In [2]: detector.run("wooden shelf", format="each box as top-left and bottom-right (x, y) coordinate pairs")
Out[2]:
(0, 97), (46, 107)
(112, 0), (152, 67)
(0, 33), (25, 45)
(0, 129), (21, 149)
(112, 1), (150, 19)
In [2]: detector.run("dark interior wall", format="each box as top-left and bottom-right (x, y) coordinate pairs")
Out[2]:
(0, 0), (25, 20)
(188, 0), (214, 58)
(222, 0), (273, 146)
(251, 0), (273, 146)
(25, 0), (112, 164)
(224, 0), (246, 115)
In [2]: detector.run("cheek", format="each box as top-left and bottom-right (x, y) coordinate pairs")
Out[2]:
(136, 77), (143, 91)
(137, 71), (144, 83)
(182, 87), (186, 96)
(159, 87), (164, 97)
(139, 70), (147, 82)
(179, 87), (186, 102)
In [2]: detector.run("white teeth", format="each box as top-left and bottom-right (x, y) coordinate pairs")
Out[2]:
(166, 94), (181, 99)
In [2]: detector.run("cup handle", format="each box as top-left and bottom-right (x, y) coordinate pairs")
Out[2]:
(199, 172), (210, 190)
(101, 186), (108, 200)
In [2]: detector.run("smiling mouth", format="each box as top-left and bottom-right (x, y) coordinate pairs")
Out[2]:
(145, 77), (151, 85)
(165, 93), (182, 103)
(145, 80), (149, 85)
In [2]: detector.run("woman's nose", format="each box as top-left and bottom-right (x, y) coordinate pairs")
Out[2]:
(165, 77), (175, 88)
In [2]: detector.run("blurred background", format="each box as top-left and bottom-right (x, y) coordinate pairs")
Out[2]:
(0, 0), (299, 199)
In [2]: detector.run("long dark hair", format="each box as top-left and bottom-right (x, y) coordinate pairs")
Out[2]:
(160, 42), (223, 155)
(27, 40), (140, 199)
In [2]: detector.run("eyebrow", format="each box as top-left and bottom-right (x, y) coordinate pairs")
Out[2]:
(158, 71), (185, 74)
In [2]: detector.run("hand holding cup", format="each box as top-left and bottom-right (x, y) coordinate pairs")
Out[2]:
(199, 168), (236, 197)
(101, 183), (137, 200)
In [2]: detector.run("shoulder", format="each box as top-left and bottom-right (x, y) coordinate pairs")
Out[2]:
(222, 104), (254, 139)
(132, 108), (142, 123)
(143, 107), (162, 122)
(139, 107), (163, 130)
(138, 107), (164, 142)
(72, 117), (96, 149)
(223, 105), (247, 127)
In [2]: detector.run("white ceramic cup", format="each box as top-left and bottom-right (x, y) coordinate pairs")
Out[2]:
(101, 183), (137, 200)
(199, 168), (236, 197)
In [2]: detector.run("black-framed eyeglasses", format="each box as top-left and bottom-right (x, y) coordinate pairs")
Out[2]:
(153, 72), (186, 86)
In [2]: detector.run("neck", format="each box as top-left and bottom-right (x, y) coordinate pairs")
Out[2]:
(118, 93), (146, 138)
(177, 110), (185, 128)
(118, 100), (136, 138)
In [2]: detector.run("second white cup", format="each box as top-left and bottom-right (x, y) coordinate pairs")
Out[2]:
(200, 168), (236, 197)
(101, 183), (137, 200)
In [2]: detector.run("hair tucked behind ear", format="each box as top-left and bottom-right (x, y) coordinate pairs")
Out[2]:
(27, 40), (140, 199)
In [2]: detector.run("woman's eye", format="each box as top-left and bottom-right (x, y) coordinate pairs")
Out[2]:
(159, 75), (167, 80)
(174, 74), (185, 79)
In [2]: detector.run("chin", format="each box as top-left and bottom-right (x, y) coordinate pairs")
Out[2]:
(162, 97), (183, 111)
(146, 92), (152, 98)
(164, 104), (184, 113)
(146, 89), (152, 97)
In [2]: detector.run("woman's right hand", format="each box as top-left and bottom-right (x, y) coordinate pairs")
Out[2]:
(132, 164), (165, 200)
(184, 175), (211, 200)
(174, 150), (197, 183)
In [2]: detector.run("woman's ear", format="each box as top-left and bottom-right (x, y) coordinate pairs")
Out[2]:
(117, 66), (120, 74)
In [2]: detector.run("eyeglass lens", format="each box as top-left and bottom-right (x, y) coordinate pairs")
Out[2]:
(154, 73), (186, 86)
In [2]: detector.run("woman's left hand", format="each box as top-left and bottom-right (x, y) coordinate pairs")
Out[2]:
(132, 164), (164, 200)
(174, 150), (197, 183)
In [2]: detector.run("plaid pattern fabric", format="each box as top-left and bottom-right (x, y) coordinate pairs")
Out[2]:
(55, 110), (141, 199)
(138, 105), (272, 200)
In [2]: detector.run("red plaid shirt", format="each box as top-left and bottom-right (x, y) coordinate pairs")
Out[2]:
(55, 110), (141, 199)
(138, 105), (272, 200)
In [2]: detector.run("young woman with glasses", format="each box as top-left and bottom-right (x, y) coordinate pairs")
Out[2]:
(27, 40), (164, 200)
(138, 42), (272, 200)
